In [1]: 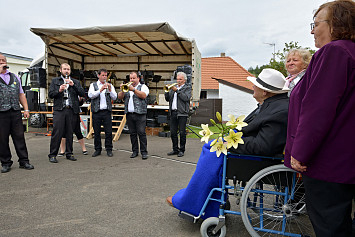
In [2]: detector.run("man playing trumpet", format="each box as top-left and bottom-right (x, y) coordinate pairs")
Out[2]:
(165, 72), (191, 157)
(117, 71), (149, 160)
(88, 68), (117, 157)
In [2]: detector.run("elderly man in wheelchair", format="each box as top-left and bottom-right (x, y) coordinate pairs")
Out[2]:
(166, 69), (312, 237)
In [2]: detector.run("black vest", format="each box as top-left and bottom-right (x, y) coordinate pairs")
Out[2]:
(123, 84), (147, 114)
(91, 82), (112, 113)
(0, 73), (21, 111)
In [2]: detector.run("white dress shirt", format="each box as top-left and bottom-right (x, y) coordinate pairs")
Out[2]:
(128, 83), (149, 113)
(171, 84), (184, 110)
(88, 80), (117, 110)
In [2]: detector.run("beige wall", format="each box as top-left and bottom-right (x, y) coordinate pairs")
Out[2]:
(3, 54), (32, 75)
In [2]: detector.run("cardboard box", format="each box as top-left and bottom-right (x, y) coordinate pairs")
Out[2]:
(158, 94), (169, 106)
(145, 126), (163, 136)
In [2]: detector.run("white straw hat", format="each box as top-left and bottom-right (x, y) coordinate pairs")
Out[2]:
(247, 68), (290, 94)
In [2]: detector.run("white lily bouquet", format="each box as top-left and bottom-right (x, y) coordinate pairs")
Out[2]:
(199, 112), (248, 157)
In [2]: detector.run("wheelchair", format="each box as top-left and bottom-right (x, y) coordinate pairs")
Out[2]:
(178, 153), (314, 237)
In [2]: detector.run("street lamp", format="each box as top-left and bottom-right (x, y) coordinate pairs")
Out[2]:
(264, 42), (276, 60)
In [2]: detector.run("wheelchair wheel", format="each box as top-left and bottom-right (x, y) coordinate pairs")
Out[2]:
(240, 164), (314, 237)
(200, 217), (226, 237)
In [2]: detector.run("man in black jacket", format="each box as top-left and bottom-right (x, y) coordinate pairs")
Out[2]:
(48, 63), (85, 163)
(229, 68), (289, 156)
(165, 72), (192, 157)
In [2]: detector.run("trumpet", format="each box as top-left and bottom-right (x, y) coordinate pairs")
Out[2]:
(122, 82), (133, 92)
(164, 83), (178, 93)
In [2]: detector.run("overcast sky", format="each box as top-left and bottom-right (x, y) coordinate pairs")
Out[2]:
(1, 0), (325, 69)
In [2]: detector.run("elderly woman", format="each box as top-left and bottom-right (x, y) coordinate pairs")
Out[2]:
(167, 68), (289, 218)
(284, 0), (355, 236)
(284, 48), (312, 94)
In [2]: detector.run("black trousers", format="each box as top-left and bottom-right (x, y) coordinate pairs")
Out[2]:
(92, 110), (112, 151)
(302, 175), (355, 237)
(170, 111), (187, 152)
(126, 113), (147, 155)
(49, 108), (74, 158)
(62, 113), (83, 140)
(0, 109), (29, 166)
(73, 114), (84, 140)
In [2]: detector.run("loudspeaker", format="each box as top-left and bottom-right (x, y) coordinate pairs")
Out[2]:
(25, 90), (38, 111)
(175, 64), (192, 84)
(29, 68), (46, 88)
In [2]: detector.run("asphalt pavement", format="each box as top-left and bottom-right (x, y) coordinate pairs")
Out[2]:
(1, 129), (249, 237)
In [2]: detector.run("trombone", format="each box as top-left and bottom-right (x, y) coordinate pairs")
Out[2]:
(164, 83), (178, 93)
(121, 82), (133, 92)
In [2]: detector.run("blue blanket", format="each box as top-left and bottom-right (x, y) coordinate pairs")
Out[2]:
(172, 141), (224, 219)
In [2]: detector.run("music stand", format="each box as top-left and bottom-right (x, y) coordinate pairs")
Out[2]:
(152, 75), (161, 93)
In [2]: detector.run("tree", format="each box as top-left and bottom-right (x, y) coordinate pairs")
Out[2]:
(248, 41), (316, 76)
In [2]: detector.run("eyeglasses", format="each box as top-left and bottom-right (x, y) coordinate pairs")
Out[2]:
(310, 20), (328, 30)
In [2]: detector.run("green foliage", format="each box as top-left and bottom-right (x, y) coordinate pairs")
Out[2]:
(248, 41), (316, 77)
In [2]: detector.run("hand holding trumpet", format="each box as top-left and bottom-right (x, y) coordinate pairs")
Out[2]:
(120, 82), (133, 92)
(164, 83), (178, 93)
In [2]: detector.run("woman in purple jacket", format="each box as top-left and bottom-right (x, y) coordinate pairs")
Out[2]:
(284, 1), (355, 236)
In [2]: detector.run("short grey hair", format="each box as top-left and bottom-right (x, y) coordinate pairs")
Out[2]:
(176, 71), (187, 81)
(285, 48), (312, 69)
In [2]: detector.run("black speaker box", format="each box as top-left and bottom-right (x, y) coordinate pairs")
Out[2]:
(25, 90), (38, 111)
(29, 68), (46, 88)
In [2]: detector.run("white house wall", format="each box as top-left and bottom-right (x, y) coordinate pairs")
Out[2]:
(219, 83), (256, 121)
(6, 57), (31, 75)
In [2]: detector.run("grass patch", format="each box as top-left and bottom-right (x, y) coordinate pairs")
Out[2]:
(186, 125), (221, 139)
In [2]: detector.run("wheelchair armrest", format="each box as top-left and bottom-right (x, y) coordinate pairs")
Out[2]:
(225, 152), (284, 182)
(227, 152), (284, 161)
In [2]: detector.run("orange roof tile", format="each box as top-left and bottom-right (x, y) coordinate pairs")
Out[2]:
(201, 56), (254, 90)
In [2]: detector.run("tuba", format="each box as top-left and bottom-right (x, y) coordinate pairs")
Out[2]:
(164, 83), (178, 93)
(122, 82), (133, 93)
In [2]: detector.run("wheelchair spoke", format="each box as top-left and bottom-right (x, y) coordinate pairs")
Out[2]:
(240, 164), (315, 237)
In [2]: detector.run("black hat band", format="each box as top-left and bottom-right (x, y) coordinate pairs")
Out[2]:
(256, 77), (282, 91)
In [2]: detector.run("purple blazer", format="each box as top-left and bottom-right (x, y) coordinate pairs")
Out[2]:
(284, 40), (355, 184)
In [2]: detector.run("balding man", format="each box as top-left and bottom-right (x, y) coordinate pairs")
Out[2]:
(0, 53), (34, 173)
(165, 72), (191, 157)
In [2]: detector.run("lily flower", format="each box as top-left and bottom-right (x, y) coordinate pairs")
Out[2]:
(224, 129), (244, 149)
(210, 137), (228, 157)
(226, 115), (248, 130)
(199, 124), (214, 143)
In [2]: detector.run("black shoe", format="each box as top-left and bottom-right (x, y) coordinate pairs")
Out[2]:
(130, 153), (138, 158)
(167, 151), (179, 156)
(66, 155), (77, 161)
(1, 165), (11, 173)
(82, 150), (88, 155)
(49, 157), (58, 163)
(142, 154), (148, 160)
(19, 163), (34, 170)
(178, 151), (184, 157)
(57, 152), (65, 157)
(107, 150), (113, 157)
(92, 151), (101, 157)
